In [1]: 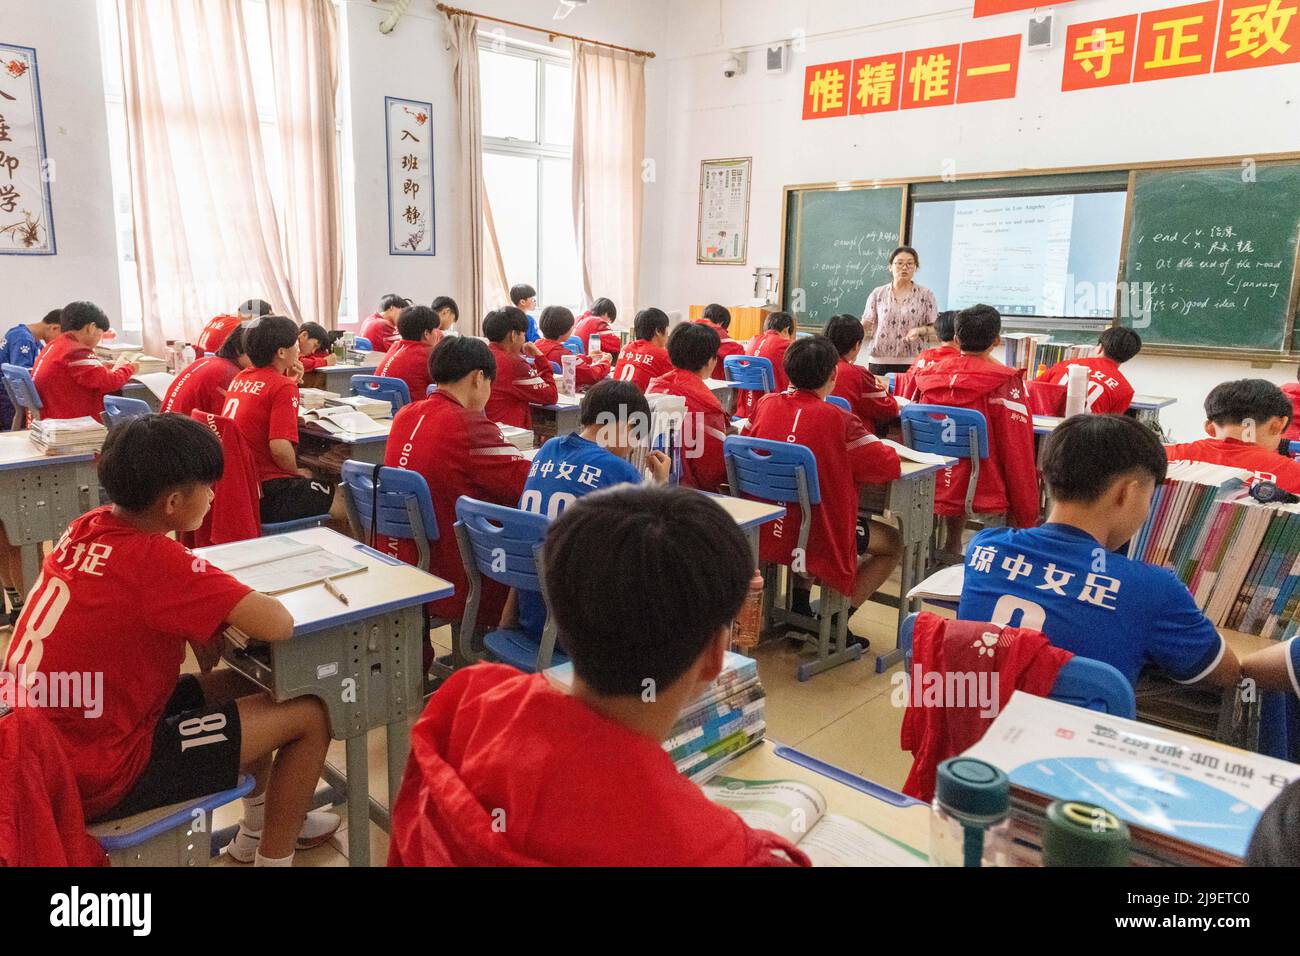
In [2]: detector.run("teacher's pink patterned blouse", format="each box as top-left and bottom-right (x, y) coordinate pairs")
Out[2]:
(861, 283), (938, 365)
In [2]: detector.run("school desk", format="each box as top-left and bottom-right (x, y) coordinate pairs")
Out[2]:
(530, 391), (582, 441)
(1130, 394), (1176, 429)
(304, 354), (383, 395)
(720, 739), (931, 860)
(119, 380), (162, 411)
(703, 492), (786, 565)
(0, 431), (99, 585)
(297, 417), (393, 473)
(203, 527), (453, 867)
(704, 377), (740, 415)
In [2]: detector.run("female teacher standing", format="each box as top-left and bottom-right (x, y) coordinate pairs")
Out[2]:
(860, 246), (939, 376)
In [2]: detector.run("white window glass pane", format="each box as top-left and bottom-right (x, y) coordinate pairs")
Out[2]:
(540, 158), (580, 307)
(484, 152), (539, 291)
(480, 50), (537, 142)
(543, 62), (572, 147)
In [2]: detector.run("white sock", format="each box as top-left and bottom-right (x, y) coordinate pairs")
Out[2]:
(241, 794), (267, 832)
(254, 850), (294, 867)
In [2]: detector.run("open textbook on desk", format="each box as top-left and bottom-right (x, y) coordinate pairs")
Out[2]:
(198, 535), (366, 595)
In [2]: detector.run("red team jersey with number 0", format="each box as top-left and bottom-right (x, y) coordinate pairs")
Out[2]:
(2, 508), (251, 818)
(222, 366), (302, 483)
(612, 340), (672, 391)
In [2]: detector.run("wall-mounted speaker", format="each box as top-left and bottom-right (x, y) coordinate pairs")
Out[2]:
(1027, 14), (1054, 51)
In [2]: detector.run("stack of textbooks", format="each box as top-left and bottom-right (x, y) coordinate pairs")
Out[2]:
(545, 651), (767, 782)
(498, 425), (534, 452)
(30, 417), (108, 455)
(330, 394), (392, 419)
(1000, 334), (1091, 376)
(1128, 460), (1300, 636)
(964, 693), (1300, 865)
(298, 387), (338, 411)
(130, 355), (168, 375)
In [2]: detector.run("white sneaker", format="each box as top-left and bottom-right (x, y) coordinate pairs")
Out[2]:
(223, 810), (342, 863)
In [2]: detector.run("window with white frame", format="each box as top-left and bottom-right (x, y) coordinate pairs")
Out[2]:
(95, 0), (356, 332)
(479, 41), (582, 308)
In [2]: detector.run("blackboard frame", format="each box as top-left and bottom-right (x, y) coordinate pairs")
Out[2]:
(778, 151), (1300, 361)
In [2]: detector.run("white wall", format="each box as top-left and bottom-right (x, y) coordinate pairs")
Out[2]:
(339, 0), (666, 322)
(647, 0), (1300, 440)
(0, 0), (120, 325)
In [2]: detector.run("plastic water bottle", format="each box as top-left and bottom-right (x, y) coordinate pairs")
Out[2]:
(1041, 800), (1129, 867)
(732, 571), (765, 649)
(179, 343), (196, 371)
(587, 334), (602, 358)
(560, 354), (577, 396)
(929, 757), (1012, 867)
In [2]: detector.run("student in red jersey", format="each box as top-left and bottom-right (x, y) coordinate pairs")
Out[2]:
(736, 311), (796, 419)
(223, 315), (337, 523)
(297, 322), (338, 372)
(535, 305), (610, 390)
(431, 295), (460, 336)
(1165, 379), (1300, 493)
(483, 306), (557, 428)
(1282, 370), (1300, 443)
(358, 293), (409, 352)
(648, 322), (731, 493)
(1035, 326), (1142, 415)
(30, 301), (136, 422)
(161, 326), (250, 418)
(2, 415), (336, 866)
(195, 298), (271, 357)
(896, 310), (958, 401)
(387, 485), (808, 867)
(612, 307), (672, 391)
(374, 305), (442, 401)
(378, 337), (530, 633)
(823, 314), (899, 432)
(744, 337), (902, 646)
(572, 297), (622, 356)
(911, 305), (1038, 556)
(695, 302), (745, 365)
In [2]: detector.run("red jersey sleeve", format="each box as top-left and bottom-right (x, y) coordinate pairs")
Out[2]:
(508, 354), (558, 405)
(844, 413), (902, 485)
(268, 379), (301, 444)
(575, 354), (611, 390)
(851, 365), (899, 425)
(300, 351), (329, 371)
(68, 349), (135, 395)
(142, 536), (253, 647)
(991, 376), (1039, 528)
(466, 417), (531, 503)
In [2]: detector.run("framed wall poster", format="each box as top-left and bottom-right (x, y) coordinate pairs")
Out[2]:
(697, 156), (751, 265)
(385, 96), (434, 256)
(0, 44), (55, 256)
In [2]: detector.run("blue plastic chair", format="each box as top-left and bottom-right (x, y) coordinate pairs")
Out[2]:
(89, 773), (255, 866)
(340, 461), (438, 571)
(1, 363), (41, 427)
(550, 361), (563, 374)
(722, 355), (776, 395)
(261, 514), (331, 536)
(826, 395), (851, 412)
(102, 395), (152, 428)
(563, 336), (583, 356)
(899, 612), (1136, 718)
(354, 336), (373, 352)
(426, 384), (438, 397)
(724, 435), (858, 681)
(900, 404), (989, 522)
(352, 374), (410, 416)
(453, 497), (564, 673)
(1289, 441), (1300, 458)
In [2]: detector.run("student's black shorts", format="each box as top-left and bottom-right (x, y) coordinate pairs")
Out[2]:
(94, 675), (243, 822)
(855, 516), (871, 556)
(260, 476), (336, 524)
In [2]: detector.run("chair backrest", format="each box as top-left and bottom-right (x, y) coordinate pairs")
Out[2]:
(723, 435), (821, 505)
(354, 336), (373, 351)
(1289, 441), (1300, 458)
(1, 363), (42, 420)
(722, 355), (776, 393)
(825, 394), (851, 412)
(550, 361), (562, 374)
(899, 612), (1137, 719)
(900, 404), (989, 460)
(426, 383), (438, 397)
(341, 460), (438, 571)
(454, 496), (550, 593)
(564, 336), (583, 355)
(352, 374), (411, 415)
(102, 395), (152, 428)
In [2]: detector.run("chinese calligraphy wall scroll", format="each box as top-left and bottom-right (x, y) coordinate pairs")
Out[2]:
(0, 44), (54, 256)
(386, 96), (434, 256)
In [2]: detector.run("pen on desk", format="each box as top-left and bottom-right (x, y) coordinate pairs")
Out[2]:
(323, 577), (350, 606)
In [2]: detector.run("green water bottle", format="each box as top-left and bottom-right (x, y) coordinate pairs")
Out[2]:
(930, 757), (1012, 867)
(1041, 800), (1130, 867)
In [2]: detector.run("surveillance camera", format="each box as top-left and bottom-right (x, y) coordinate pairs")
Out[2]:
(722, 54), (740, 78)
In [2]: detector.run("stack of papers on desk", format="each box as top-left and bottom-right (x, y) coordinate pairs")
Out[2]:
(94, 341), (142, 360)
(198, 534), (366, 595)
(331, 394), (391, 419)
(130, 355), (168, 375)
(130, 371), (175, 401)
(303, 407), (388, 436)
(299, 387), (338, 410)
(499, 425), (534, 451)
(545, 651), (767, 782)
(30, 417), (108, 455)
(880, 438), (952, 466)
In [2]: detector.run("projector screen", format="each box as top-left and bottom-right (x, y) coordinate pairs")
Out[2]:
(909, 191), (1128, 319)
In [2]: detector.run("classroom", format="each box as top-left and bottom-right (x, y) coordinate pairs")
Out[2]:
(2, 0), (1299, 890)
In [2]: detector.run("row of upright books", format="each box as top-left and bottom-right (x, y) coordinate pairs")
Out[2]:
(1000, 334), (1092, 378)
(1127, 460), (1300, 638)
(545, 651), (766, 782)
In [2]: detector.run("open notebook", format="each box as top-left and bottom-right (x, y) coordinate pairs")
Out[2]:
(198, 535), (366, 595)
(703, 776), (927, 866)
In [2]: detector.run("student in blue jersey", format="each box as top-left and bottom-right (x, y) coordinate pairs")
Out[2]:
(958, 413), (1242, 690)
(0, 309), (62, 429)
(510, 283), (542, 343)
(510, 379), (671, 641)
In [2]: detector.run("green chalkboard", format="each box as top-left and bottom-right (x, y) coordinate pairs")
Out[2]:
(1121, 163), (1300, 353)
(782, 185), (905, 331)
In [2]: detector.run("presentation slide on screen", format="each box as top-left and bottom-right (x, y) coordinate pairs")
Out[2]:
(910, 191), (1127, 318)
